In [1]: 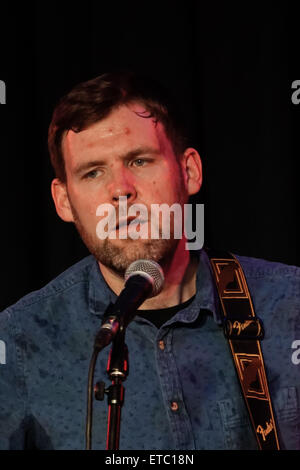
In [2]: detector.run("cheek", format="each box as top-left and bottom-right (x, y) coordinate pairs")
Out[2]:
(150, 173), (182, 200)
(148, 179), (164, 199)
(69, 185), (104, 219)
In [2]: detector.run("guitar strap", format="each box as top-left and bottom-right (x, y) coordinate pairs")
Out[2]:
(205, 247), (280, 450)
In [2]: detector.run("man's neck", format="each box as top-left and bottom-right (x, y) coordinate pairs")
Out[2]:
(98, 239), (199, 310)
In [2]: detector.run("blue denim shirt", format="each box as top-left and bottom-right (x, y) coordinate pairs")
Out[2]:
(0, 250), (299, 450)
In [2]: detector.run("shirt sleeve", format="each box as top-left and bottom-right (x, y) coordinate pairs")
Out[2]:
(0, 308), (27, 449)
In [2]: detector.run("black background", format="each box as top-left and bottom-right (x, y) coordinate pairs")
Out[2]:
(0, 1), (299, 311)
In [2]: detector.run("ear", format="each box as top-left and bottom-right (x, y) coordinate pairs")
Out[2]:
(51, 178), (75, 222)
(181, 148), (203, 196)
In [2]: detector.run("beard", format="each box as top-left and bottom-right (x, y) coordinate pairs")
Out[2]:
(69, 203), (180, 275)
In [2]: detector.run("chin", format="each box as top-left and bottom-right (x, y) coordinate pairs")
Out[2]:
(93, 237), (178, 273)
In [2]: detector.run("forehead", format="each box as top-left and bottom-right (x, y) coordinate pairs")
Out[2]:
(62, 104), (172, 164)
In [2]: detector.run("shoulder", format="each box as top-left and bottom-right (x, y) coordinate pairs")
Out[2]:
(0, 255), (101, 370)
(233, 253), (300, 326)
(1, 255), (96, 316)
(234, 253), (300, 282)
(233, 252), (300, 301)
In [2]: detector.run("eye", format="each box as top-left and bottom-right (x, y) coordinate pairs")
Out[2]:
(83, 169), (103, 179)
(132, 158), (147, 167)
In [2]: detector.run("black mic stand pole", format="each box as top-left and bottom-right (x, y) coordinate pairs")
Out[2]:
(93, 275), (156, 449)
(95, 326), (129, 450)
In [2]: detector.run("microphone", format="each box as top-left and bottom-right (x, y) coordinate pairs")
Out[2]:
(94, 259), (164, 350)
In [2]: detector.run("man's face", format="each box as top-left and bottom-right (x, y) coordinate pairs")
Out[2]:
(59, 103), (190, 273)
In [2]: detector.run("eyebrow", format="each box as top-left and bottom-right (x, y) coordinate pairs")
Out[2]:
(73, 146), (161, 176)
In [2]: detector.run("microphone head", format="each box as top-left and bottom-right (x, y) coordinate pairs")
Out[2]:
(124, 259), (164, 297)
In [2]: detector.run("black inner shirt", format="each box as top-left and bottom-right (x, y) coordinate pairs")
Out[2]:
(136, 295), (196, 329)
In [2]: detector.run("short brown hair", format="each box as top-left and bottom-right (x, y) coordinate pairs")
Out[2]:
(48, 70), (188, 182)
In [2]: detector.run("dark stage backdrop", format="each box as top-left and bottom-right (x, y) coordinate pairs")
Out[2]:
(0, 2), (299, 311)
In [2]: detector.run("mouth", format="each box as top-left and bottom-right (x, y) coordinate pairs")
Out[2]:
(115, 217), (146, 230)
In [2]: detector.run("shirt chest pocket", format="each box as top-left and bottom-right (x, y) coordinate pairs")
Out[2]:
(273, 387), (298, 421)
(272, 387), (300, 449)
(218, 387), (300, 450)
(218, 398), (257, 450)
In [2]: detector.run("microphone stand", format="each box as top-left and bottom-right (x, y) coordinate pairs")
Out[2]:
(95, 327), (129, 450)
(88, 263), (164, 450)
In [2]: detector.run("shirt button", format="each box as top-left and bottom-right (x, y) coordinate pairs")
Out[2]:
(158, 340), (165, 350)
(170, 401), (179, 411)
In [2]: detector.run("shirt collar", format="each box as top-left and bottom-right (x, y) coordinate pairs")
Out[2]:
(87, 248), (222, 325)
(88, 261), (116, 316)
(193, 249), (222, 325)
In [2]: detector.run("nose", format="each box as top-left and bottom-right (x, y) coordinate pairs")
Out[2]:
(107, 167), (137, 206)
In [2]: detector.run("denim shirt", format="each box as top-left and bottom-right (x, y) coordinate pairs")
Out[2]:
(0, 250), (299, 450)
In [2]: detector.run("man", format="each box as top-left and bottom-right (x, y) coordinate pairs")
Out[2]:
(0, 71), (299, 450)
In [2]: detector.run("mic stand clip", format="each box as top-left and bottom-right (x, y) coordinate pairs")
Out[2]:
(94, 327), (129, 450)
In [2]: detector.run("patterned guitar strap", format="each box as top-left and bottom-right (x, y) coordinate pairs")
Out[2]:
(205, 247), (280, 450)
